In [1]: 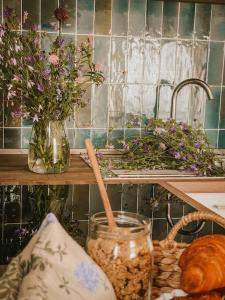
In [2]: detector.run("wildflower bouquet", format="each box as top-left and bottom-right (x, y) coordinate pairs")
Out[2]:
(0, 7), (104, 173)
(112, 118), (224, 177)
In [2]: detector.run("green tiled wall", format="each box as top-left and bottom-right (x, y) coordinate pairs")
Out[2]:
(0, 0), (225, 150)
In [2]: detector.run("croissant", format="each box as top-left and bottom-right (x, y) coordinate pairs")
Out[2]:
(179, 235), (225, 294)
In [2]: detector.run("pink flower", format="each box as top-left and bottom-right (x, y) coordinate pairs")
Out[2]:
(95, 63), (104, 72)
(49, 54), (59, 65)
(159, 143), (166, 150)
(76, 76), (86, 83)
(10, 58), (17, 65)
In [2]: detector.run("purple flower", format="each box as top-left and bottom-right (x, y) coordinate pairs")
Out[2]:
(195, 141), (202, 149)
(25, 55), (32, 62)
(190, 164), (198, 172)
(14, 227), (29, 239)
(13, 111), (24, 118)
(31, 24), (38, 31)
(55, 36), (65, 47)
(174, 152), (181, 160)
(170, 126), (176, 133)
(123, 143), (129, 151)
(37, 83), (44, 92)
(59, 68), (67, 76)
(38, 52), (45, 61)
(96, 151), (103, 159)
(179, 142), (185, 148)
(3, 6), (13, 18)
(42, 69), (51, 80)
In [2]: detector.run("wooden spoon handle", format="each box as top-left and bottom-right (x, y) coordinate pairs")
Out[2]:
(85, 139), (116, 227)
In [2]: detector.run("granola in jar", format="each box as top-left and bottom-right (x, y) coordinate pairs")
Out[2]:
(87, 211), (153, 300)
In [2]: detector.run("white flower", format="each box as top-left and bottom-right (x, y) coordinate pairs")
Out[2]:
(38, 105), (43, 112)
(33, 114), (39, 122)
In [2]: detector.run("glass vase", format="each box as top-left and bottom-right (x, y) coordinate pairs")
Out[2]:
(87, 211), (154, 300)
(28, 120), (70, 174)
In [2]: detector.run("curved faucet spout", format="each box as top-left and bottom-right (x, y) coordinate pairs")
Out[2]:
(170, 78), (214, 119)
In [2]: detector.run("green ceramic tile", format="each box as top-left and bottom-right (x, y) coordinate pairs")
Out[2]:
(22, 0), (40, 30)
(4, 128), (21, 148)
(175, 40), (193, 82)
(0, 129), (3, 148)
(92, 85), (108, 128)
(210, 5), (225, 41)
(144, 38), (161, 84)
(213, 222), (225, 234)
(92, 129), (107, 148)
(218, 130), (225, 149)
(146, 0), (162, 38)
(67, 128), (76, 148)
(94, 36), (110, 83)
(205, 130), (218, 148)
(95, 0), (111, 35)
(159, 40), (177, 84)
(109, 84), (124, 114)
(106, 185), (122, 211)
(41, 0), (58, 31)
(192, 41), (208, 81)
(121, 185), (138, 213)
(112, 0), (128, 36)
(77, 0), (94, 34)
(111, 37), (127, 83)
(194, 4), (211, 40)
(4, 101), (21, 127)
(75, 129), (90, 148)
(219, 88), (225, 129)
(89, 185), (104, 214)
(22, 117), (33, 127)
(73, 185), (89, 220)
(207, 42), (224, 86)
(129, 0), (145, 36)
(22, 127), (31, 149)
(108, 129), (124, 148)
(41, 33), (58, 52)
(162, 2), (178, 38)
(205, 87), (220, 129)
(125, 128), (140, 141)
(179, 3), (195, 39)
(137, 184), (154, 217)
(152, 219), (167, 240)
(59, 0), (76, 33)
(108, 111), (124, 129)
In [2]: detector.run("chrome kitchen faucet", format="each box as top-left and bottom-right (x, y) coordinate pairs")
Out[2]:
(170, 78), (214, 119)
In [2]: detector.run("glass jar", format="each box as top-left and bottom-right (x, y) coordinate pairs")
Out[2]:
(28, 120), (70, 174)
(87, 211), (154, 300)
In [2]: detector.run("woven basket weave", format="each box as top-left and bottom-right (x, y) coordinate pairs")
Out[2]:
(152, 211), (225, 299)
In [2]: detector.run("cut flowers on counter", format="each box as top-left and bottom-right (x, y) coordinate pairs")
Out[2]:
(101, 118), (224, 177)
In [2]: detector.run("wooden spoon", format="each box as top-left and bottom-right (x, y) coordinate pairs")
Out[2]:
(85, 139), (116, 228)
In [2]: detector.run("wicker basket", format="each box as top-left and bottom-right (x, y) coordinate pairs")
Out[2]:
(152, 211), (225, 299)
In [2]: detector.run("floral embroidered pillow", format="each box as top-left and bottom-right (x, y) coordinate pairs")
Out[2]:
(0, 213), (116, 300)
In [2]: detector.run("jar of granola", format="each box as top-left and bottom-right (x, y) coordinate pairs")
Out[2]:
(87, 211), (153, 300)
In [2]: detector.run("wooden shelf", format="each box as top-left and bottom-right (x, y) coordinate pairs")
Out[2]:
(0, 154), (225, 185)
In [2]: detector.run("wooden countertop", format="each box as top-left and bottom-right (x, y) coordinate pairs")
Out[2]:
(161, 181), (225, 220)
(0, 154), (225, 185)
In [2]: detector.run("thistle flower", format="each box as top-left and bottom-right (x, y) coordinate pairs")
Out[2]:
(54, 7), (70, 23)
(49, 54), (59, 65)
